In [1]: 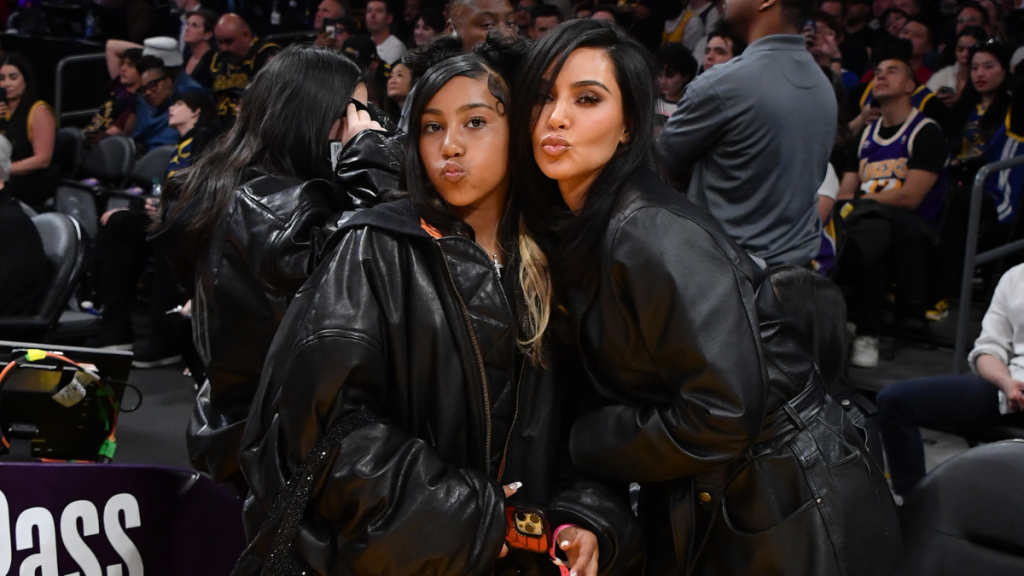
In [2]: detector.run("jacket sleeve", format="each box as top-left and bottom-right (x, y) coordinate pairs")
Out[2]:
(334, 128), (403, 209)
(240, 230), (507, 576)
(968, 265), (1021, 374)
(657, 76), (730, 181)
(569, 207), (766, 483)
(263, 183), (336, 298)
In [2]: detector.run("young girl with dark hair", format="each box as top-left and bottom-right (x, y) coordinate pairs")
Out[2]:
(0, 53), (57, 208)
(512, 18), (899, 576)
(151, 45), (400, 494)
(235, 38), (642, 576)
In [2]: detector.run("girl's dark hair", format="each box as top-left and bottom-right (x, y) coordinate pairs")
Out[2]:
(403, 34), (465, 81)
(174, 90), (217, 130)
(160, 45), (360, 241)
(768, 266), (848, 387)
(401, 32), (524, 241)
(510, 18), (657, 288)
(949, 40), (1014, 146)
(0, 54), (39, 151)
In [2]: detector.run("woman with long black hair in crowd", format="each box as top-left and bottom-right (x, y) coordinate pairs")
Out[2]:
(513, 19), (899, 576)
(0, 53), (57, 209)
(234, 37), (642, 576)
(931, 39), (1024, 315)
(150, 45), (398, 494)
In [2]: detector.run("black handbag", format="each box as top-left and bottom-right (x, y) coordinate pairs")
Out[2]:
(231, 407), (376, 576)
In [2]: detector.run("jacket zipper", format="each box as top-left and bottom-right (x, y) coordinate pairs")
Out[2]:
(436, 241), (494, 476)
(496, 356), (527, 482)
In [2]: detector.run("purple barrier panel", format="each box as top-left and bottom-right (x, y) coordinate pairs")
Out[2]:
(0, 463), (245, 576)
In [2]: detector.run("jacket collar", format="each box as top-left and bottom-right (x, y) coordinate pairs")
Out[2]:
(743, 34), (808, 55)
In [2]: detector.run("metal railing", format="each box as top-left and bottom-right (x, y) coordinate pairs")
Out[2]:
(54, 52), (105, 125)
(953, 155), (1024, 373)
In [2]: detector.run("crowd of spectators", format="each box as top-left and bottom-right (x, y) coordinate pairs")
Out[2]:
(0, 0), (1023, 503)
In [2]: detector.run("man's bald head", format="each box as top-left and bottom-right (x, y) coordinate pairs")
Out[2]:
(215, 13), (253, 61)
(447, 0), (516, 52)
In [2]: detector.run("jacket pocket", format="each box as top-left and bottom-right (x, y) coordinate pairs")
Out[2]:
(695, 496), (840, 576)
(824, 441), (902, 576)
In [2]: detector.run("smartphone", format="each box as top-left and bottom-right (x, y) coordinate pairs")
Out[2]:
(804, 19), (817, 34)
(0, 91), (8, 106)
(505, 505), (550, 554)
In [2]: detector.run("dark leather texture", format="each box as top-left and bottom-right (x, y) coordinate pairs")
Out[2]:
(565, 167), (901, 576)
(154, 130), (402, 490)
(236, 200), (644, 576)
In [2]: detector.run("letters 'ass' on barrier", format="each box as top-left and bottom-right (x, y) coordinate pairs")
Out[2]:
(954, 155), (1024, 374)
(0, 463), (245, 576)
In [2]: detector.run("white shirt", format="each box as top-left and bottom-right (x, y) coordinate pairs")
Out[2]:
(969, 263), (1024, 384)
(816, 163), (840, 200)
(925, 64), (959, 94)
(376, 35), (406, 65)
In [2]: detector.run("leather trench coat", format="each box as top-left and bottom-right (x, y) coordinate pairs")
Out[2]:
(236, 200), (644, 576)
(565, 167), (901, 576)
(152, 129), (402, 490)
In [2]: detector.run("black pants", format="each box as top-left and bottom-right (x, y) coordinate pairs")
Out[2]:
(95, 209), (182, 344)
(837, 205), (934, 336)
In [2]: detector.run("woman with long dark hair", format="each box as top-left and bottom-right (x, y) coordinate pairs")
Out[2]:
(0, 53), (57, 208)
(234, 38), (642, 576)
(931, 40), (1024, 312)
(927, 26), (987, 109)
(151, 45), (398, 494)
(512, 19), (899, 576)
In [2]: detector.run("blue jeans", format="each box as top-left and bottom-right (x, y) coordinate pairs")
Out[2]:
(877, 374), (1024, 496)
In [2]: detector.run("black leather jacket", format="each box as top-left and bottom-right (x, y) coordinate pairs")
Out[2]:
(236, 200), (644, 576)
(152, 129), (401, 490)
(565, 167), (900, 576)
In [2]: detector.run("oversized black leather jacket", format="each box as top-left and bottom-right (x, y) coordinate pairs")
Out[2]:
(565, 167), (900, 576)
(236, 200), (644, 576)
(152, 129), (401, 490)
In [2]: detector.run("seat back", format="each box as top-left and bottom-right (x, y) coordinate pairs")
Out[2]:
(128, 144), (176, 188)
(79, 134), (136, 185)
(31, 213), (85, 326)
(54, 127), (86, 179)
(901, 440), (1024, 576)
(54, 184), (100, 239)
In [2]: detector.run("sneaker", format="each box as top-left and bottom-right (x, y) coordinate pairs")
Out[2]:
(131, 341), (181, 369)
(850, 335), (879, 368)
(925, 299), (950, 321)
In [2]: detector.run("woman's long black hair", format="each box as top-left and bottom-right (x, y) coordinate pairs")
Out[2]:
(0, 53), (40, 151)
(509, 19), (658, 288)
(948, 40), (1015, 148)
(160, 45), (360, 242)
(768, 266), (848, 387)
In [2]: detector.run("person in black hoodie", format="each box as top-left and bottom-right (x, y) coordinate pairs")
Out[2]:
(234, 37), (643, 576)
(150, 45), (400, 495)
